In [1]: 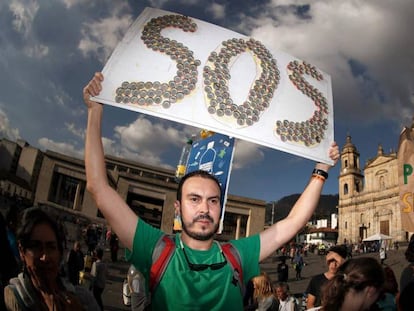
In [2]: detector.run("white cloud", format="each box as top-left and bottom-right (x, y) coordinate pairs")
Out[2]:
(9, 0), (39, 37)
(232, 140), (265, 170)
(62, 0), (83, 9)
(148, 0), (170, 7)
(38, 137), (83, 159)
(102, 127), (174, 169)
(24, 44), (49, 59)
(78, 6), (133, 62)
(42, 81), (84, 117)
(65, 123), (85, 139)
(113, 115), (195, 159)
(9, 0), (49, 59)
(206, 3), (226, 19)
(0, 107), (20, 141)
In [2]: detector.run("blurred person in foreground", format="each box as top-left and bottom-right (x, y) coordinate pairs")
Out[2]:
(4, 207), (99, 311)
(375, 265), (398, 311)
(0, 212), (19, 310)
(306, 245), (347, 309)
(398, 280), (414, 311)
(307, 257), (385, 311)
(399, 234), (414, 293)
(83, 72), (340, 310)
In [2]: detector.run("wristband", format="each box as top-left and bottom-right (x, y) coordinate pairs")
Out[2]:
(312, 168), (328, 180)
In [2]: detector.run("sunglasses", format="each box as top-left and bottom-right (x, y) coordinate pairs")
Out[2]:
(179, 238), (227, 271)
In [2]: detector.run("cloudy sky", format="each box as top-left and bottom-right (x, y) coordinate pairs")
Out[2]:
(0, 0), (413, 203)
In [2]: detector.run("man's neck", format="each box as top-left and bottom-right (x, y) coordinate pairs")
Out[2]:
(180, 232), (215, 250)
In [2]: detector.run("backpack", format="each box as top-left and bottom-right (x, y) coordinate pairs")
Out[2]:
(123, 279), (131, 306)
(149, 234), (244, 294)
(6, 273), (95, 310)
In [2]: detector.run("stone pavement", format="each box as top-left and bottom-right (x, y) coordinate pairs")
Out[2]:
(102, 259), (130, 311)
(260, 246), (408, 307)
(100, 246), (408, 310)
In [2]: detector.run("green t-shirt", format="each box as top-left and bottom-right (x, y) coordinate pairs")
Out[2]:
(126, 219), (260, 310)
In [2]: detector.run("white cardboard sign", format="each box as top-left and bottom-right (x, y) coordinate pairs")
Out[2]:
(94, 7), (334, 164)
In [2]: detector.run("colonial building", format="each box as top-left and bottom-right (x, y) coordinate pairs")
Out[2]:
(337, 135), (406, 244)
(0, 138), (266, 240)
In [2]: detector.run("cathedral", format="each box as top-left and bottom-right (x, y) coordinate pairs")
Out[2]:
(337, 135), (407, 244)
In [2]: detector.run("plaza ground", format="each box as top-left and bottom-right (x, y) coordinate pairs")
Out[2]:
(100, 246), (408, 310)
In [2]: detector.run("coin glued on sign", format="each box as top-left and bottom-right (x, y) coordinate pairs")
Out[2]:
(93, 7), (334, 164)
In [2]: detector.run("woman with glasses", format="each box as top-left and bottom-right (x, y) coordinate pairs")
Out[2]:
(4, 207), (99, 311)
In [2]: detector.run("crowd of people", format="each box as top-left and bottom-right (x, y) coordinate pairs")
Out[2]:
(2, 201), (414, 310)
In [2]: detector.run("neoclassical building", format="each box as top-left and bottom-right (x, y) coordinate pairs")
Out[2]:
(337, 135), (407, 244)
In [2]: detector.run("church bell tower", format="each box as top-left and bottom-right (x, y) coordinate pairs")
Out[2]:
(339, 135), (364, 198)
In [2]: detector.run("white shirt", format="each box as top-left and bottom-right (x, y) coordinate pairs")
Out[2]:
(278, 296), (298, 311)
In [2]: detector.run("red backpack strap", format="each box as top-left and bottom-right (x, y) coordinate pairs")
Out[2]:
(149, 234), (176, 292)
(222, 243), (244, 295)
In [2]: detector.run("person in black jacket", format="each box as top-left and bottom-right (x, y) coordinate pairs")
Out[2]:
(277, 257), (289, 282)
(67, 240), (84, 285)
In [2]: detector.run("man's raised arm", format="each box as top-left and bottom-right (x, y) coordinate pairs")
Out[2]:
(259, 142), (340, 261)
(83, 72), (137, 250)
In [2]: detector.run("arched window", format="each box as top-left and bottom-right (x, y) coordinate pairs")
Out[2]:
(343, 183), (348, 195)
(379, 176), (385, 190)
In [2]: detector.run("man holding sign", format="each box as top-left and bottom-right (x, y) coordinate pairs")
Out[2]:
(83, 72), (339, 310)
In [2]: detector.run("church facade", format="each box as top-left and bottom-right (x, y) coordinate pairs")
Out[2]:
(337, 135), (407, 244)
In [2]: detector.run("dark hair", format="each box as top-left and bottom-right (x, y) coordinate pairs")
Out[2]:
(399, 281), (414, 311)
(176, 170), (221, 202)
(17, 207), (64, 255)
(96, 248), (104, 259)
(275, 282), (290, 292)
(382, 265), (398, 295)
(321, 257), (385, 311)
(405, 234), (414, 262)
(327, 245), (347, 259)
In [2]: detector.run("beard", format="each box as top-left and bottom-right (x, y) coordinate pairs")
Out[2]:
(181, 214), (219, 241)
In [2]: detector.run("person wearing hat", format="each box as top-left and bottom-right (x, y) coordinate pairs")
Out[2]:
(305, 245), (347, 309)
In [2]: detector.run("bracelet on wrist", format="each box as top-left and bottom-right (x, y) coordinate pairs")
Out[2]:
(312, 174), (326, 182)
(312, 168), (328, 180)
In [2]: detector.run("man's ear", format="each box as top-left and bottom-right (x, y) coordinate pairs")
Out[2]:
(174, 200), (181, 215)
